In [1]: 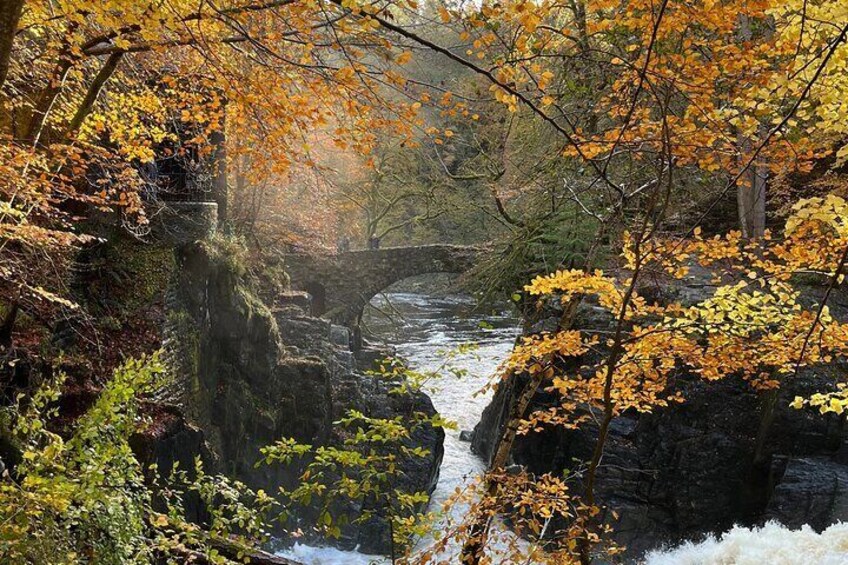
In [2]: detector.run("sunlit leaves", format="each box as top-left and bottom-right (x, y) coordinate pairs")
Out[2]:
(2, 353), (276, 563)
(515, 195), (848, 464)
(260, 358), (455, 550)
(792, 384), (848, 415)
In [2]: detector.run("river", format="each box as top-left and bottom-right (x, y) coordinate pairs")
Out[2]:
(276, 293), (848, 565)
(280, 291), (520, 564)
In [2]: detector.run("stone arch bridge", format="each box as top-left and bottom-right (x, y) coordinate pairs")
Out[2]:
(284, 244), (481, 327)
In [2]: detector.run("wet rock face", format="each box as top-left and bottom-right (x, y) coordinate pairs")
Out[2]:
(167, 242), (334, 499)
(160, 242), (443, 555)
(472, 272), (848, 559)
(271, 306), (444, 553)
(129, 404), (213, 523)
(326, 369), (445, 554)
(765, 457), (848, 531)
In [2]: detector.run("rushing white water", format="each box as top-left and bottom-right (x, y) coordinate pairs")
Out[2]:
(644, 522), (848, 565)
(279, 292), (520, 564)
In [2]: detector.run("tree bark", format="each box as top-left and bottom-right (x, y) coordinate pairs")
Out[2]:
(736, 134), (767, 239)
(0, 0), (24, 90)
(460, 370), (546, 563)
(24, 57), (73, 144)
(735, 14), (767, 239)
(0, 301), (19, 349)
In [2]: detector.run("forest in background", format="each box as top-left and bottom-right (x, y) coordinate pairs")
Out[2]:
(2, 0), (848, 563)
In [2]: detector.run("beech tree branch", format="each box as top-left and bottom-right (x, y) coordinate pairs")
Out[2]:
(326, 0), (622, 196)
(64, 51), (123, 139)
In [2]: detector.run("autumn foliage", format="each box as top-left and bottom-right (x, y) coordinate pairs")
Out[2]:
(2, 0), (848, 564)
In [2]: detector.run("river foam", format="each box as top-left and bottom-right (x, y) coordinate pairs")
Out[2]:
(644, 522), (848, 565)
(282, 543), (388, 564)
(286, 522), (848, 565)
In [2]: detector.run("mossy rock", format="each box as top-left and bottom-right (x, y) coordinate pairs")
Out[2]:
(78, 235), (176, 320)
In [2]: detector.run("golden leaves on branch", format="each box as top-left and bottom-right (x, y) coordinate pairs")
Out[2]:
(792, 385), (848, 415)
(466, 0), (845, 183)
(413, 467), (615, 565)
(0, 137), (145, 310)
(515, 195), (848, 443)
(468, 194), (848, 562)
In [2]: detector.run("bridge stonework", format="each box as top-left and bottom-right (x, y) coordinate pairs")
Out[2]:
(284, 244), (480, 327)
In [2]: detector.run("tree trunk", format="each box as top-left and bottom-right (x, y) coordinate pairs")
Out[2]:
(460, 299), (580, 564)
(24, 57), (73, 144)
(0, 0), (24, 90)
(736, 136), (767, 239)
(735, 14), (767, 239)
(0, 301), (19, 349)
(460, 369), (546, 563)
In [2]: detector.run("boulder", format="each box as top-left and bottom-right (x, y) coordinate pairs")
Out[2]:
(765, 457), (848, 530)
(129, 403), (214, 523)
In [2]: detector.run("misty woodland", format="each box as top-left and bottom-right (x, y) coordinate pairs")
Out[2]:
(2, 0), (848, 564)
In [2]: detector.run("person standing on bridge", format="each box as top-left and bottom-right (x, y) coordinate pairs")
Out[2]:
(368, 234), (380, 250)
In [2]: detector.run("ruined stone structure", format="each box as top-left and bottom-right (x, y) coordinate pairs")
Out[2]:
(284, 244), (481, 326)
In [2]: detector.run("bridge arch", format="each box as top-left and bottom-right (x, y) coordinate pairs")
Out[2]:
(285, 244), (480, 328)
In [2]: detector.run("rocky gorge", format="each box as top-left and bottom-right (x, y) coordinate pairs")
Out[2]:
(131, 237), (848, 562)
(141, 238), (445, 555)
(11, 211), (848, 564)
(472, 267), (848, 560)
(1, 199), (447, 561)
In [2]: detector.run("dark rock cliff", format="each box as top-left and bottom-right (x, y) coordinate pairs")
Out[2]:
(146, 241), (444, 554)
(472, 270), (848, 559)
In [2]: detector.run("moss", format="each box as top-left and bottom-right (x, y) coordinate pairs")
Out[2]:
(201, 233), (292, 305)
(789, 271), (831, 287)
(253, 254), (291, 301)
(237, 286), (274, 321)
(165, 309), (203, 414)
(201, 233), (250, 279)
(82, 236), (176, 320)
(167, 310), (201, 375)
(117, 242), (176, 314)
(203, 234), (285, 326)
